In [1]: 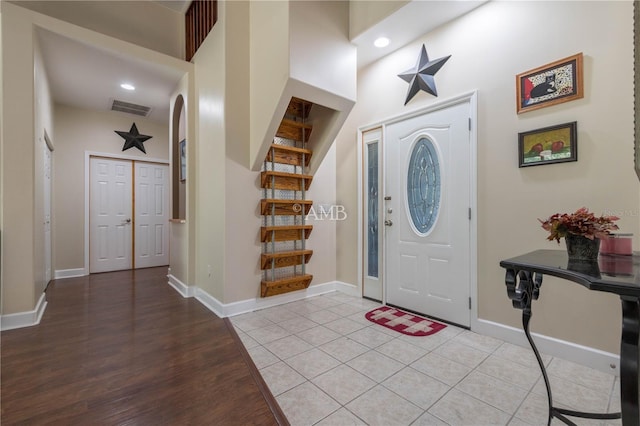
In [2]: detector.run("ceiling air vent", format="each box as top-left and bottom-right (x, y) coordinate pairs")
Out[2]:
(110, 99), (152, 117)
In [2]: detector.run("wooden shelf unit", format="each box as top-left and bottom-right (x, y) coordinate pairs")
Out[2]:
(266, 144), (312, 167)
(260, 199), (312, 216)
(259, 97), (315, 298)
(261, 274), (313, 297)
(260, 171), (313, 191)
(260, 225), (313, 242)
(276, 119), (312, 142)
(260, 250), (313, 270)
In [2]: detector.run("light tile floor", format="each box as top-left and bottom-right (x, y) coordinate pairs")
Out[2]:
(230, 292), (621, 426)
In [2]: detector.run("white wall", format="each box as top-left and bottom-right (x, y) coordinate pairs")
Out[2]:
(336, 1), (638, 354)
(53, 105), (169, 272)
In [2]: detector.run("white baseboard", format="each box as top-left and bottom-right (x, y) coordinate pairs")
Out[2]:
(54, 268), (87, 279)
(223, 281), (338, 317)
(184, 281), (342, 318)
(473, 318), (620, 376)
(195, 287), (225, 318)
(167, 274), (196, 298)
(1, 293), (48, 331)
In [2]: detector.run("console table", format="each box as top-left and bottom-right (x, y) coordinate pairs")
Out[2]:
(500, 250), (639, 426)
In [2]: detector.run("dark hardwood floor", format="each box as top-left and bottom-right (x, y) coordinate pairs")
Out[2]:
(1, 267), (288, 425)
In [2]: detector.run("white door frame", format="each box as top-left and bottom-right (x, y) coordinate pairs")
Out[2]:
(357, 91), (478, 326)
(43, 131), (54, 286)
(84, 151), (169, 275)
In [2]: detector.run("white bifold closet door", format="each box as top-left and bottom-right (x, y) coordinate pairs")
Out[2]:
(90, 157), (168, 273)
(134, 162), (169, 269)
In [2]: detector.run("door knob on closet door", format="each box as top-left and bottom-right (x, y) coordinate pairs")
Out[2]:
(123, 218), (132, 224)
(384, 219), (393, 226)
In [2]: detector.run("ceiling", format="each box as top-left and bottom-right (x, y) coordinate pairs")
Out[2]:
(153, 0), (191, 14)
(37, 28), (186, 123)
(36, 1), (485, 124)
(353, 0), (488, 69)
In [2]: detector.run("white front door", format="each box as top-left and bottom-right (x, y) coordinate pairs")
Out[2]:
(43, 139), (52, 285)
(134, 162), (169, 268)
(90, 158), (133, 273)
(384, 100), (471, 327)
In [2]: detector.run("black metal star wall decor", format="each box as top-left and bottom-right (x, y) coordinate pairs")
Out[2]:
(115, 123), (152, 154)
(398, 44), (451, 105)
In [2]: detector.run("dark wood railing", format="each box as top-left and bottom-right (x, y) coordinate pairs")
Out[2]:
(185, 0), (217, 61)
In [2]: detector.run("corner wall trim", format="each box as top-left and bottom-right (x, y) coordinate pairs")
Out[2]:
(473, 318), (620, 376)
(167, 274), (196, 298)
(1, 293), (48, 331)
(194, 288), (225, 318)
(54, 268), (87, 279)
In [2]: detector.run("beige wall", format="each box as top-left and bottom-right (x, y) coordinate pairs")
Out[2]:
(305, 144), (337, 286)
(187, 0), (341, 303)
(348, 0), (408, 40)
(336, 1), (638, 354)
(191, 2), (227, 301)
(249, 1), (356, 173)
(9, 0), (184, 59)
(249, 0), (290, 170)
(1, 1), (192, 315)
(53, 105), (169, 271)
(1, 4), (37, 314)
(0, 8), (4, 311)
(169, 73), (194, 287)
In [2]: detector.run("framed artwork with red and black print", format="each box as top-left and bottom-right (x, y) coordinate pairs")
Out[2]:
(516, 53), (584, 114)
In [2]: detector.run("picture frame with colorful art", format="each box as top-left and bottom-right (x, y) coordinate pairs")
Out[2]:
(518, 121), (577, 167)
(516, 53), (584, 114)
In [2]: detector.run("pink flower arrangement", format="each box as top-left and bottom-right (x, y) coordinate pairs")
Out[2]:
(539, 207), (619, 243)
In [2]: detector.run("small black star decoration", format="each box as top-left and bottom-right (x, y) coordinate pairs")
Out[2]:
(398, 44), (451, 105)
(115, 123), (152, 154)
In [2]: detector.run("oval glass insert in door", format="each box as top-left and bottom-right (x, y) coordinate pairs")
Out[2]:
(407, 137), (441, 235)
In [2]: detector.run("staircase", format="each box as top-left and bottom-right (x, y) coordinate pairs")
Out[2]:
(260, 97), (315, 297)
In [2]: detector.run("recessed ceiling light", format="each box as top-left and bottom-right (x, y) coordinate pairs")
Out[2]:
(120, 83), (135, 91)
(374, 37), (390, 48)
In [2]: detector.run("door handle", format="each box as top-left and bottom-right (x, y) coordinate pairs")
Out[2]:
(123, 218), (132, 224)
(384, 219), (393, 226)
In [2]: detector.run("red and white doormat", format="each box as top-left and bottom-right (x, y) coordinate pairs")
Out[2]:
(365, 306), (446, 336)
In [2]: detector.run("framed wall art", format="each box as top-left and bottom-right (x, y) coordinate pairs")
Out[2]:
(518, 121), (577, 167)
(516, 53), (584, 114)
(179, 139), (186, 181)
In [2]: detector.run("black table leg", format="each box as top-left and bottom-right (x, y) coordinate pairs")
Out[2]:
(620, 296), (640, 426)
(506, 269), (621, 425)
(522, 309), (555, 425)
